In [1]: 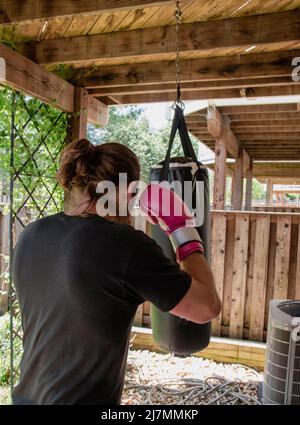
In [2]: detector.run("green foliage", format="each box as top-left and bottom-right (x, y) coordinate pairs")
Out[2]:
(0, 313), (22, 386)
(0, 87), (68, 219)
(286, 193), (297, 201)
(252, 179), (266, 201)
(88, 106), (199, 182)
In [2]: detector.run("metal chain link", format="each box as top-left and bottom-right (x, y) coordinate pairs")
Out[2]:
(173, 2), (184, 108)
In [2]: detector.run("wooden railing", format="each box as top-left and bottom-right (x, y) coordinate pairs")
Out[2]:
(135, 210), (300, 343)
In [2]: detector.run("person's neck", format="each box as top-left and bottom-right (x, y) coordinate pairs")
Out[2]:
(63, 189), (132, 225)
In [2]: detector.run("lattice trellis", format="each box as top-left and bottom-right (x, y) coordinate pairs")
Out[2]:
(8, 90), (68, 390)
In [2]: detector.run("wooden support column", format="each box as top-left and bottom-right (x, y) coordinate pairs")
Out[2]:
(208, 106), (227, 210)
(243, 150), (253, 211)
(213, 136), (227, 210)
(266, 179), (273, 206)
(232, 148), (244, 210)
(67, 87), (88, 142)
(245, 165), (253, 211)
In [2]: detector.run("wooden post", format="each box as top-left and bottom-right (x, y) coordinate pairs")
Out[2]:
(232, 149), (244, 210)
(245, 166), (253, 211)
(243, 151), (253, 211)
(266, 179), (273, 206)
(67, 87), (89, 142)
(213, 136), (227, 210)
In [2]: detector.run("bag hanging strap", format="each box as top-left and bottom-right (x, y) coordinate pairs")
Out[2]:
(161, 105), (198, 181)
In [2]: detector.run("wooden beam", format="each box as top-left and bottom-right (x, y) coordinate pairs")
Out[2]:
(87, 96), (108, 127)
(88, 76), (293, 96)
(33, 10), (300, 66)
(213, 128), (227, 210)
(0, 1), (176, 24)
(0, 42), (74, 112)
(231, 119), (300, 128)
(80, 50), (296, 88)
(106, 84), (300, 104)
(227, 112), (300, 122)
(222, 124), (239, 159)
(232, 149), (244, 211)
(207, 105), (222, 138)
(233, 126), (300, 133)
(219, 104), (300, 114)
(238, 133), (300, 140)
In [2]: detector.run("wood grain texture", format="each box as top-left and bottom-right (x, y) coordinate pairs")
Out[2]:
(273, 215), (292, 300)
(249, 215), (271, 341)
(32, 10), (300, 66)
(0, 42), (74, 112)
(211, 213), (227, 336)
(80, 49), (296, 88)
(0, 1), (177, 24)
(229, 214), (249, 339)
(213, 136), (227, 210)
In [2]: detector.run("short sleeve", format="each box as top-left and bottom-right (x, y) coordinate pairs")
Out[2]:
(123, 229), (192, 312)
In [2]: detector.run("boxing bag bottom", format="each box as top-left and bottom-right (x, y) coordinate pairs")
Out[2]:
(149, 223), (211, 355)
(150, 304), (211, 356)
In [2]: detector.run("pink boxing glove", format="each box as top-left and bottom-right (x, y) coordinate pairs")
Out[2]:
(139, 183), (204, 261)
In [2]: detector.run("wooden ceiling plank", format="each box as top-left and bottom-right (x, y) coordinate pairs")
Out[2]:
(219, 104), (300, 114)
(32, 10), (300, 66)
(88, 76), (294, 96)
(79, 50), (296, 88)
(236, 132), (300, 139)
(108, 84), (300, 103)
(0, 1), (177, 24)
(228, 112), (300, 121)
(231, 119), (300, 127)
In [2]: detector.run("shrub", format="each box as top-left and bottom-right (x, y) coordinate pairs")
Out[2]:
(0, 313), (23, 385)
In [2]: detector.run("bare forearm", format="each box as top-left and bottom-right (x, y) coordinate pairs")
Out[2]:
(180, 253), (221, 317)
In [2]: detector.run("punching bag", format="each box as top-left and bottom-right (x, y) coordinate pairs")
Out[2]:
(149, 105), (211, 356)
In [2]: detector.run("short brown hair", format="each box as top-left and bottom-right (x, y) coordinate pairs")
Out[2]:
(56, 139), (140, 200)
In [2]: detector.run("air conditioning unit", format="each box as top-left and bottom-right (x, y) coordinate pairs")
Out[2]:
(263, 300), (300, 405)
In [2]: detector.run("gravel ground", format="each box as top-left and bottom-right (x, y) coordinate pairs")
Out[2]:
(122, 349), (263, 405)
(0, 350), (263, 405)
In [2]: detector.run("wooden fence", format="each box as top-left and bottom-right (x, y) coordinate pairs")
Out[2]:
(135, 210), (300, 343)
(252, 205), (300, 213)
(2, 207), (300, 343)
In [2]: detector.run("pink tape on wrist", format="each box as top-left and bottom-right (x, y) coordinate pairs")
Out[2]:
(177, 241), (204, 262)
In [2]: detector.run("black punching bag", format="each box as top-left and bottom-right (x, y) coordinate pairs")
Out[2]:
(149, 105), (211, 356)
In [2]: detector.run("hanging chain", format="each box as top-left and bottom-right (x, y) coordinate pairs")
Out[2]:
(174, 1), (184, 107)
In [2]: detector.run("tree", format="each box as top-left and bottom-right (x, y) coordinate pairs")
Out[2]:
(88, 106), (199, 182)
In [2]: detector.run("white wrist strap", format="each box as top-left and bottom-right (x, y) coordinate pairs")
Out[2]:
(169, 227), (202, 250)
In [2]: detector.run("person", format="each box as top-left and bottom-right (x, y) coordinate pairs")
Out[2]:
(12, 138), (221, 405)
